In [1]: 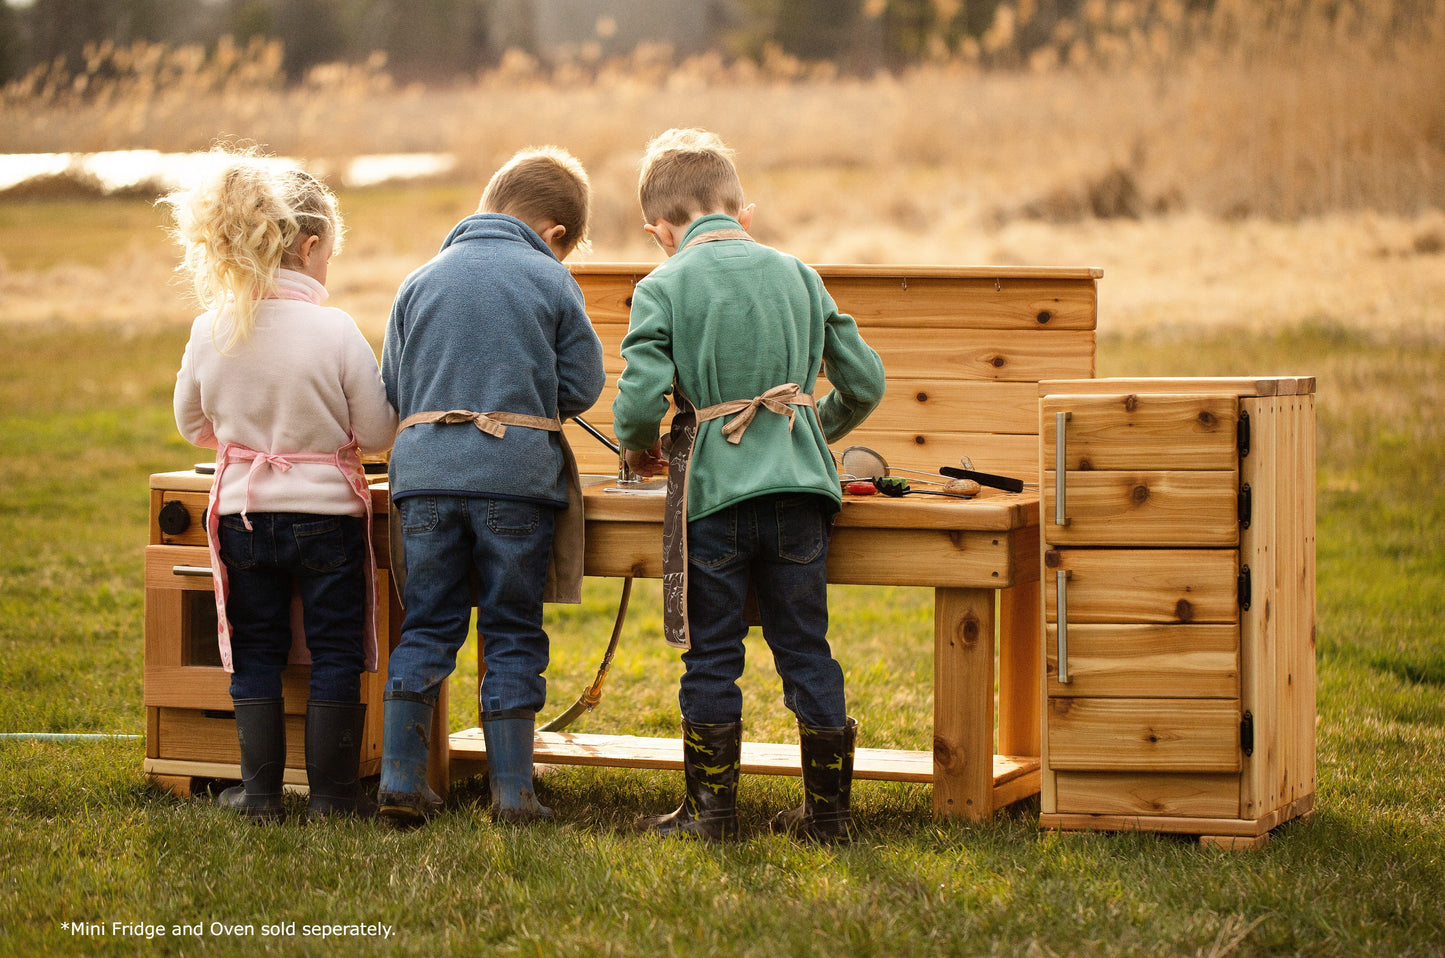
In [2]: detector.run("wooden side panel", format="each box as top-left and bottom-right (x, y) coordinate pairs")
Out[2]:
(1045, 623), (1239, 698)
(1041, 393), (1239, 470)
(1053, 771), (1241, 818)
(1294, 394), (1318, 804)
(1044, 548), (1239, 625)
(1240, 396), (1278, 820)
(1043, 470), (1240, 547)
(1046, 697), (1242, 772)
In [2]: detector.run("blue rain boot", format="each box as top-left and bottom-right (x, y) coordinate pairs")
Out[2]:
(480, 709), (552, 824)
(377, 690), (442, 826)
(218, 697), (287, 823)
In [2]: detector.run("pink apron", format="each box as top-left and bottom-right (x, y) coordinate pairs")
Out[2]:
(205, 438), (379, 674)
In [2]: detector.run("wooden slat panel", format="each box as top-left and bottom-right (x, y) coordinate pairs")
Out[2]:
(841, 328), (1095, 382)
(581, 520), (1025, 587)
(825, 276), (1097, 330)
(592, 326), (1096, 383)
(852, 379), (1041, 434)
(1039, 376), (1315, 399)
(1045, 623), (1239, 697)
(1053, 771), (1241, 818)
(833, 430), (1040, 480)
(1043, 470), (1240, 547)
(1046, 698), (1241, 772)
(1045, 548), (1239, 625)
(573, 267), (1100, 331)
(155, 708), (307, 768)
(1041, 393), (1239, 470)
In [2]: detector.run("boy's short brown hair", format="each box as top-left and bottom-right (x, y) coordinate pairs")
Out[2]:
(480, 146), (591, 255)
(638, 128), (745, 226)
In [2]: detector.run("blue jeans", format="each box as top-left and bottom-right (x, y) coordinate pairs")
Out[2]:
(386, 495), (555, 712)
(218, 512), (368, 703)
(680, 493), (846, 727)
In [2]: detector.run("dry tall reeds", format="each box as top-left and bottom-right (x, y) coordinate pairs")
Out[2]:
(1, 0), (1441, 228)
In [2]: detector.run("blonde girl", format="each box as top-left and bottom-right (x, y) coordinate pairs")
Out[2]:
(168, 149), (397, 822)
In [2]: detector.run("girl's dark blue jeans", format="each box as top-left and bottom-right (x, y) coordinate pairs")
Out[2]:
(680, 492), (847, 727)
(218, 512), (368, 703)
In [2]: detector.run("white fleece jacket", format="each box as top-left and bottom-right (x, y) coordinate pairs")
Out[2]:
(173, 269), (398, 517)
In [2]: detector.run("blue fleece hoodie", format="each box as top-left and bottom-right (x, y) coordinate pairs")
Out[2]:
(382, 214), (605, 506)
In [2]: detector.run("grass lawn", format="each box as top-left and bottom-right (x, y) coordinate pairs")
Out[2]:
(1, 318), (1442, 957)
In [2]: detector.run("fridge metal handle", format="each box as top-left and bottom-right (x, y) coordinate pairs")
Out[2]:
(1056, 569), (1073, 684)
(1054, 410), (1071, 527)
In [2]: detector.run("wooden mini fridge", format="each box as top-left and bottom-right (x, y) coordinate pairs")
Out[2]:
(1036, 378), (1316, 848)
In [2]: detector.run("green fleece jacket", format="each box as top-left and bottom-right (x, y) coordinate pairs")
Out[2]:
(611, 214), (886, 519)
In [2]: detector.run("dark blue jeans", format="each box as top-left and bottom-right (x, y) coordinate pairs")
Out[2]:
(218, 512), (367, 703)
(386, 495), (555, 712)
(680, 492), (846, 727)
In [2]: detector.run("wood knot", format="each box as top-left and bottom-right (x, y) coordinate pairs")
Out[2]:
(1197, 409), (1217, 427)
(1078, 457), (1094, 471)
(1036, 310), (1052, 324)
(916, 391), (929, 403)
(989, 355), (1006, 368)
(1123, 394), (1139, 412)
(1044, 549), (1061, 568)
(1131, 483), (1150, 504)
(1174, 598), (1194, 622)
(624, 295), (633, 307)
(914, 435), (926, 445)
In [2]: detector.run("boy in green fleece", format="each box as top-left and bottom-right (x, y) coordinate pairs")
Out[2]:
(611, 128), (885, 842)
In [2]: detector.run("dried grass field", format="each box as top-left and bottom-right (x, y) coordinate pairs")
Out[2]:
(2, 0), (1443, 340)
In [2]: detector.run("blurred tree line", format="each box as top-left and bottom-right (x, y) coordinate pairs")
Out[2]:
(0, 0), (1227, 86)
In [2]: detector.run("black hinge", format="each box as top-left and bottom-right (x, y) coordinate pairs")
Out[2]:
(1237, 564), (1252, 610)
(1240, 711), (1254, 756)
(1237, 482), (1252, 529)
(1237, 410), (1251, 457)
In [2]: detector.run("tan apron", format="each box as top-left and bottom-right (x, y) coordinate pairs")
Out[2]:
(661, 384), (818, 649)
(389, 409), (584, 606)
(206, 438), (379, 673)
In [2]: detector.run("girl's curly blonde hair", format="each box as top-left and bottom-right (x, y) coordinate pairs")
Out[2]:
(162, 146), (343, 352)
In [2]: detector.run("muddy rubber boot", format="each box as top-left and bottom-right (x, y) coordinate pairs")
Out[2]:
(218, 697), (287, 823)
(639, 719), (741, 842)
(304, 701), (374, 822)
(377, 690), (442, 826)
(771, 717), (857, 843)
(480, 709), (553, 824)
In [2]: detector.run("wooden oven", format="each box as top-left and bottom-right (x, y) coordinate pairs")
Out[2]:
(143, 468), (398, 796)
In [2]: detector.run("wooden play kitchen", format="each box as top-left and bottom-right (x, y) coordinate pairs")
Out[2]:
(1037, 377), (1316, 848)
(140, 264), (1318, 843)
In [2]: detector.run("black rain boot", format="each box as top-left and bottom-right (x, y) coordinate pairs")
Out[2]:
(218, 697), (287, 823)
(305, 701), (375, 822)
(771, 717), (857, 843)
(639, 719), (741, 842)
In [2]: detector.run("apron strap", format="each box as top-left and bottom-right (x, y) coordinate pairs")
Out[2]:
(396, 409), (562, 440)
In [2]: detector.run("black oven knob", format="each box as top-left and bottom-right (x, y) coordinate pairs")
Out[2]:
(158, 500), (192, 535)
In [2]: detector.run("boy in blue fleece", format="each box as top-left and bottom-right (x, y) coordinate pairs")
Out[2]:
(378, 147), (605, 825)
